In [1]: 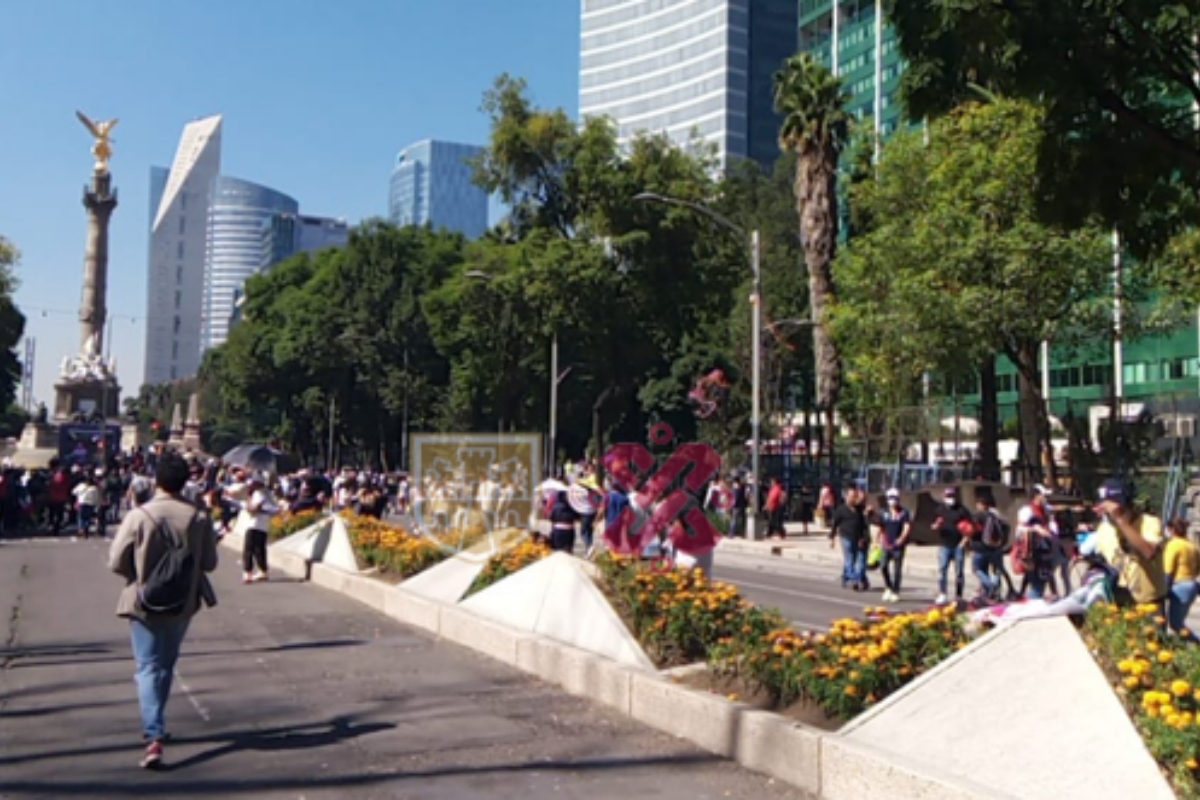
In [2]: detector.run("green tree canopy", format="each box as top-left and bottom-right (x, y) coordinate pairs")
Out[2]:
(886, 0), (1200, 262)
(833, 98), (1112, 481)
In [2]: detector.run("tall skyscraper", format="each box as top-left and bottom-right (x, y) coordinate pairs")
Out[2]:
(260, 213), (351, 272)
(798, 0), (903, 140)
(145, 115), (222, 385)
(579, 0), (798, 169)
(201, 176), (298, 351)
(388, 140), (489, 239)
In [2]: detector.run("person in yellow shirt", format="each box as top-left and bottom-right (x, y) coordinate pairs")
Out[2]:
(1164, 518), (1199, 638)
(1092, 479), (1167, 610)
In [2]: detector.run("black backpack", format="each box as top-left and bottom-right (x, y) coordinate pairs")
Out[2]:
(138, 510), (197, 616)
(548, 490), (579, 525)
(981, 512), (1010, 550)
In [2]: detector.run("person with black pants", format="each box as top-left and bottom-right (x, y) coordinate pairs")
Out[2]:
(242, 475), (278, 583)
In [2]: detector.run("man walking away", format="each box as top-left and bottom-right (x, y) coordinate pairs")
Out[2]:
(108, 452), (218, 769)
(970, 495), (1010, 604)
(875, 488), (910, 602)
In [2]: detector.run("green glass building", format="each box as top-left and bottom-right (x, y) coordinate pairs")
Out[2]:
(798, 0), (904, 138)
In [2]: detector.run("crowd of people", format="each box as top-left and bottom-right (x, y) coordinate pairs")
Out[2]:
(825, 479), (1200, 640)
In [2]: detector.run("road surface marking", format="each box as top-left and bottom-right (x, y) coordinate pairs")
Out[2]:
(174, 670), (211, 722)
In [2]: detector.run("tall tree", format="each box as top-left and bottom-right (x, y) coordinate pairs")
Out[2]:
(885, 0), (1200, 263)
(0, 236), (26, 411)
(833, 98), (1112, 483)
(774, 53), (850, 467)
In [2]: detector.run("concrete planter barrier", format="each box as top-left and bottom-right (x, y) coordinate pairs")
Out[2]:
(220, 535), (1108, 799)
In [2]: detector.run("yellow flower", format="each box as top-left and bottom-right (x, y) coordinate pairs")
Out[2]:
(844, 685), (858, 697)
(1171, 680), (1191, 698)
(1158, 650), (1175, 664)
(1186, 757), (1198, 771)
(1123, 676), (1141, 689)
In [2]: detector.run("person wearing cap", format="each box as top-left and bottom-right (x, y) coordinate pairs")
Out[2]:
(1092, 478), (1167, 611)
(931, 486), (973, 605)
(874, 488), (911, 603)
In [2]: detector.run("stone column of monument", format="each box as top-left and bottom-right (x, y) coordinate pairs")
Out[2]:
(52, 111), (122, 423)
(80, 170), (117, 356)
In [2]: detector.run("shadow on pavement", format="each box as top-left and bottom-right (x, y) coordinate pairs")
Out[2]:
(0, 751), (720, 796)
(163, 715), (396, 771)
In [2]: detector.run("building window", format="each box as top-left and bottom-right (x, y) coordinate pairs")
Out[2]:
(176, 265), (183, 284)
(174, 290), (181, 310)
(171, 341), (179, 359)
(180, 192), (186, 210)
(179, 216), (185, 234)
(170, 367), (177, 379)
(177, 241), (184, 259)
(173, 315), (181, 335)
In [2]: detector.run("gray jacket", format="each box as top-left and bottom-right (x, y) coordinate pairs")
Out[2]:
(108, 490), (219, 620)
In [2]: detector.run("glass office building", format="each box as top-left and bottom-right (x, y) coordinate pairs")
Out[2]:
(202, 176), (298, 351)
(388, 140), (488, 239)
(260, 213), (351, 272)
(145, 115), (222, 384)
(798, 0), (903, 138)
(580, 0), (798, 169)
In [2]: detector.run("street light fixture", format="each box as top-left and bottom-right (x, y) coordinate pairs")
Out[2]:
(633, 191), (764, 540)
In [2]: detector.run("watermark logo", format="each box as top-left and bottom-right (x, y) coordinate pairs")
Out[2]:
(408, 433), (541, 557)
(602, 423), (724, 557)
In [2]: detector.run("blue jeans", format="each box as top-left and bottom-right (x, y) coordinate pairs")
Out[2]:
(840, 537), (867, 586)
(130, 616), (191, 741)
(937, 544), (965, 598)
(971, 550), (1002, 598)
(1168, 580), (1199, 635)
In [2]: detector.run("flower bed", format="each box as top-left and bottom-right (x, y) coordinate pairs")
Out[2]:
(465, 539), (551, 597)
(595, 553), (973, 723)
(342, 513), (448, 578)
(268, 510), (324, 542)
(1084, 603), (1200, 799)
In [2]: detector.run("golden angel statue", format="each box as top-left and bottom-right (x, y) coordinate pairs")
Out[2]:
(75, 110), (119, 173)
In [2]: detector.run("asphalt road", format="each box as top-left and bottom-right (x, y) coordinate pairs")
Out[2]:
(713, 551), (946, 632)
(0, 537), (808, 800)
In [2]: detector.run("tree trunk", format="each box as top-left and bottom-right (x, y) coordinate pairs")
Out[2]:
(795, 142), (844, 486)
(592, 385), (617, 482)
(978, 354), (1000, 481)
(1012, 340), (1054, 486)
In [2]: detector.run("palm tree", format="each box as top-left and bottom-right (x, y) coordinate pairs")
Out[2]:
(774, 53), (850, 476)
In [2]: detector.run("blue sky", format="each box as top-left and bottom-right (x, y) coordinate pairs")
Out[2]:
(0, 0), (579, 407)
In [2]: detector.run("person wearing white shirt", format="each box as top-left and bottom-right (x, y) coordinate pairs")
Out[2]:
(73, 477), (102, 539)
(242, 476), (279, 583)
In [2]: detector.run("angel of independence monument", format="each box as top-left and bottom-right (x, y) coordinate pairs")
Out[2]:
(18, 112), (124, 462)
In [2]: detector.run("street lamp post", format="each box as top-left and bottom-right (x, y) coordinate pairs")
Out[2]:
(633, 192), (763, 540)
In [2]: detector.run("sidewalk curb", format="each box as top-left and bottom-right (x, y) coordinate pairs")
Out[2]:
(220, 537), (1009, 800)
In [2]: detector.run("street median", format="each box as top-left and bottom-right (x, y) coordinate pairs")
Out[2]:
(218, 533), (1020, 799)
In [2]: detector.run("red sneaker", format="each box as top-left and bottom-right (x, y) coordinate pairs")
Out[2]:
(140, 740), (163, 769)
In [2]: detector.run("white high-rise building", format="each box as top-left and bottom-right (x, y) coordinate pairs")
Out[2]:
(579, 0), (798, 168)
(144, 115), (222, 384)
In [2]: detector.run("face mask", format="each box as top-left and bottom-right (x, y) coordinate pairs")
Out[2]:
(945, 499), (957, 508)
(888, 498), (899, 507)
